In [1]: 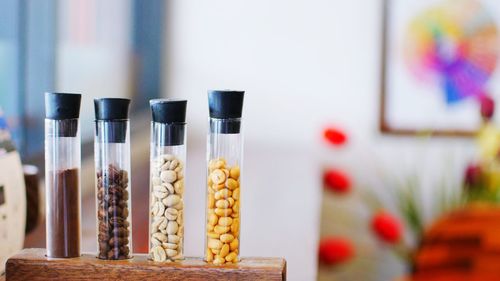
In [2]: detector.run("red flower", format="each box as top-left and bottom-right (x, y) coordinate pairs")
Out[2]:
(324, 169), (351, 193)
(480, 96), (495, 120)
(371, 211), (402, 244)
(323, 127), (347, 146)
(318, 237), (354, 265)
(464, 163), (482, 188)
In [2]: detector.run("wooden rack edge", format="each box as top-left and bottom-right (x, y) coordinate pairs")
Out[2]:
(6, 248), (286, 281)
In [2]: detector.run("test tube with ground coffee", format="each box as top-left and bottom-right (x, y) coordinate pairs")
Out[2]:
(45, 92), (82, 258)
(94, 98), (132, 260)
(148, 99), (187, 262)
(205, 90), (244, 265)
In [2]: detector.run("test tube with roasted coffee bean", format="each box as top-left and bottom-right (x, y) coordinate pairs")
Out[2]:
(148, 99), (187, 262)
(205, 90), (244, 265)
(94, 98), (132, 260)
(45, 92), (82, 258)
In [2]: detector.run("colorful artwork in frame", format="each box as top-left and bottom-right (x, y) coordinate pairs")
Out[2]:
(380, 0), (500, 136)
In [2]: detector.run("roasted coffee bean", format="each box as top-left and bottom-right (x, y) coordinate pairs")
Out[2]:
(97, 189), (104, 200)
(98, 233), (110, 242)
(108, 198), (121, 207)
(109, 217), (124, 226)
(108, 186), (123, 197)
(108, 206), (122, 216)
(98, 209), (106, 220)
(99, 243), (108, 249)
(108, 248), (120, 259)
(98, 223), (109, 233)
(113, 227), (125, 237)
(122, 207), (129, 218)
(122, 190), (129, 200)
(97, 164), (131, 260)
(120, 246), (130, 256)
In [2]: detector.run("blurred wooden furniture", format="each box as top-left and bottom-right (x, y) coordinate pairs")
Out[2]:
(23, 165), (39, 234)
(6, 248), (286, 281)
(412, 206), (500, 281)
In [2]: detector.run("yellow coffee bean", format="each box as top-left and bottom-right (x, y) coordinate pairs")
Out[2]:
(208, 213), (218, 225)
(220, 244), (230, 258)
(226, 178), (239, 190)
(208, 186), (215, 194)
(220, 233), (234, 243)
(230, 238), (239, 251)
(218, 217), (233, 226)
(232, 201), (240, 214)
(208, 238), (222, 249)
(227, 197), (235, 207)
(211, 169), (226, 184)
(213, 183), (225, 191)
(225, 251), (237, 262)
(206, 224), (214, 232)
(208, 193), (215, 208)
(215, 208), (232, 217)
(232, 188), (240, 200)
(216, 199), (230, 209)
(231, 218), (239, 234)
(213, 256), (225, 265)
(208, 159), (217, 170)
(230, 166), (240, 180)
(214, 225), (230, 234)
(208, 232), (220, 239)
(206, 248), (214, 262)
(206, 158), (239, 266)
(215, 189), (232, 200)
(215, 159), (226, 169)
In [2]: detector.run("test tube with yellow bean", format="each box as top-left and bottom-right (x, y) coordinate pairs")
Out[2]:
(205, 90), (244, 265)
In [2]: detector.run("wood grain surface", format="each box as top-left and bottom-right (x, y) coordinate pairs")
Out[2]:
(6, 248), (286, 281)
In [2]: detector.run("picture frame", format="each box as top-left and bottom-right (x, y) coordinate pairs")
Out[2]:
(379, 0), (500, 137)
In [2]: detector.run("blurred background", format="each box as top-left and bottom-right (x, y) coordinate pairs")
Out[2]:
(4, 0), (500, 280)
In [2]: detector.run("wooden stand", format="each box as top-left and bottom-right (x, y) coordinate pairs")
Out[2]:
(6, 249), (286, 281)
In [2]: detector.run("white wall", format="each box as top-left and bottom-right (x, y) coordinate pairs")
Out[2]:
(162, 1), (476, 280)
(56, 0), (133, 141)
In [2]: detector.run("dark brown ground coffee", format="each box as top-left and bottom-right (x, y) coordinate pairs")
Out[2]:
(46, 168), (81, 258)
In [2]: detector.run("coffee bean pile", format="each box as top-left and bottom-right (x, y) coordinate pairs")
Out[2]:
(97, 164), (131, 260)
(149, 154), (185, 262)
(205, 158), (241, 265)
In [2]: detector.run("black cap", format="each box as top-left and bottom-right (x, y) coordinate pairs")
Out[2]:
(94, 98), (131, 120)
(208, 90), (245, 119)
(150, 99), (187, 146)
(45, 92), (82, 120)
(150, 99), (187, 124)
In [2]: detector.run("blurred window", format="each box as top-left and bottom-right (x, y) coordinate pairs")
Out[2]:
(0, 0), (24, 148)
(0, 0), (164, 160)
